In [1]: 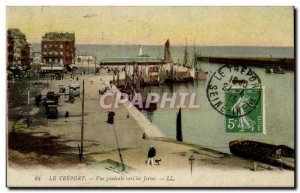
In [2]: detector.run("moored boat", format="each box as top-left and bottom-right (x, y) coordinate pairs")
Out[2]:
(229, 140), (294, 170)
(266, 65), (285, 74)
(164, 76), (194, 83)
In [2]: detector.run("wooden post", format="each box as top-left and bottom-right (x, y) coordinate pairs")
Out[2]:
(176, 108), (183, 142)
(253, 161), (258, 171)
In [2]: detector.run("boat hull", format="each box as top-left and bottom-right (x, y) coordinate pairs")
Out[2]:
(164, 77), (194, 83)
(229, 140), (294, 170)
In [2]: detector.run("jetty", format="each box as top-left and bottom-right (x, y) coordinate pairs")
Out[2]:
(197, 56), (295, 71)
(100, 57), (163, 66)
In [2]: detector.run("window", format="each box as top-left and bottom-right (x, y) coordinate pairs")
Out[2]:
(60, 51), (63, 56)
(49, 51), (52, 55)
(49, 44), (53, 48)
(49, 58), (52, 63)
(44, 44), (47, 48)
(60, 44), (63, 49)
(55, 58), (58, 63)
(60, 59), (63, 64)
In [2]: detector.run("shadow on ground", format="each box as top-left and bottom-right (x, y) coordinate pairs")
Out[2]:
(8, 131), (96, 168)
(9, 131), (72, 155)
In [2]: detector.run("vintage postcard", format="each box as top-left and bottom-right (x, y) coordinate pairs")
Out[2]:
(6, 6), (295, 187)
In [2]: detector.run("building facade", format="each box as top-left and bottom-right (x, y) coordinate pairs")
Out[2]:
(7, 28), (31, 68)
(41, 32), (75, 66)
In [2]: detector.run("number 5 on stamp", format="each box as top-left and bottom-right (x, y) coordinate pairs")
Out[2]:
(225, 87), (265, 133)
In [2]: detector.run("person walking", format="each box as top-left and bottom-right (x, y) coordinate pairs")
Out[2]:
(65, 111), (69, 122)
(147, 146), (156, 166)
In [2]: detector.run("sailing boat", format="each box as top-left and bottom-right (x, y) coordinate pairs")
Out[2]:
(167, 40), (193, 83)
(164, 63), (174, 83)
(163, 39), (173, 63)
(265, 56), (285, 74)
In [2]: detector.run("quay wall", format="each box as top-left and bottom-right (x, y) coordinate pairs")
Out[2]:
(197, 56), (295, 71)
(111, 85), (163, 138)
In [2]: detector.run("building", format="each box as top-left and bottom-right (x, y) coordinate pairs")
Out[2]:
(32, 52), (42, 64)
(39, 65), (64, 80)
(41, 32), (75, 67)
(7, 28), (31, 68)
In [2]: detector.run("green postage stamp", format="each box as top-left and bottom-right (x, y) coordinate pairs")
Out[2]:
(225, 87), (265, 133)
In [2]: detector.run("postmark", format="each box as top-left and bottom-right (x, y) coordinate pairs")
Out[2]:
(206, 64), (262, 117)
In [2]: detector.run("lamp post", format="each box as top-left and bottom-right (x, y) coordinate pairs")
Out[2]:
(77, 79), (85, 162)
(87, 57), (90, 74)
(107, 111), (125, 171)
(188, 154), (195, 175)
(94, 56), (97, 75)
(51, 62), (53, 82)
(27, 74), (31, 129)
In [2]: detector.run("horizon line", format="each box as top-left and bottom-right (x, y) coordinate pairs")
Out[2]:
(28, 42), (294, 48)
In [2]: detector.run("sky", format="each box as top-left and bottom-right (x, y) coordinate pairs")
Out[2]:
(6, 6), (294, 46)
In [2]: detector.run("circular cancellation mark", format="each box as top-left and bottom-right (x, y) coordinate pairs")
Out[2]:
(206, 64), (262, 118)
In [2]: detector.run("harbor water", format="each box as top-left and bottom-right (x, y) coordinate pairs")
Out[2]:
(141, 64), (294, 154)
(33, 44), (294, 154)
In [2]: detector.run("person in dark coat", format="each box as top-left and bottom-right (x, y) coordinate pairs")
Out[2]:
(65, 111), (69, 122)
(147, 146), (156, 166)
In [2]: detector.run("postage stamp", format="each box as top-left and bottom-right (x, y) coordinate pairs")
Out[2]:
(225, 88), (265, 133)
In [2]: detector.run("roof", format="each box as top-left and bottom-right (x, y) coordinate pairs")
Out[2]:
(100, 57), (163, 64)
(42, 32), (75, 42)
(7, 29), (29, 47)
(8, 28), (26, 38)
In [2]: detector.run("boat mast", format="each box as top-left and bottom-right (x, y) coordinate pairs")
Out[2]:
(183, 38), (188, 67)
(193, 40), (197, 70)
